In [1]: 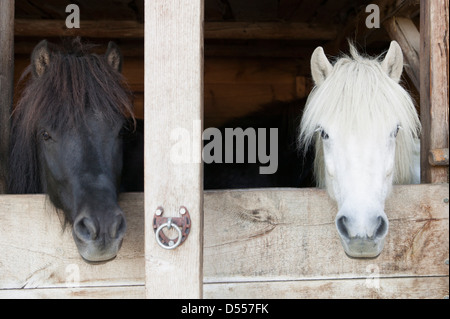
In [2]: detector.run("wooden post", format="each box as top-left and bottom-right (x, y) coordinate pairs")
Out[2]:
(144, 0), (204, 298)
(420, 0), (449, 184)
(383, 17), (420, 91)
(0, 0), (15, 193)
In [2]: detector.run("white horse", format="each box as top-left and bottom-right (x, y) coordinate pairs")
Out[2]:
(299, 41), (421, 257)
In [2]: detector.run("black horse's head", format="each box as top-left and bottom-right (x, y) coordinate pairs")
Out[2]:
(9, 38), (135, 262)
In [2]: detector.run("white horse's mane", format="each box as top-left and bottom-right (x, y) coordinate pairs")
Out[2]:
(299, 44), (421, 187)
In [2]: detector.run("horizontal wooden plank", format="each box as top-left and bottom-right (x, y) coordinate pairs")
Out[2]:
(0, 286), (145, 299)
(14, 19), (336, 41)
(203, 184), (449, 282)
(0, 185), (448, 298)
(14, 19), (145, 38)
(3, 277), (447, 299)
(204, 22), (337, 40)
(0, 193), (145, 290)
(3, 276), (447, 299)
(204, 276), (449, 299)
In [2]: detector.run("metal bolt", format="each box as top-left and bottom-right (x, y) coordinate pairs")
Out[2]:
(444, 198), (449, 204)
(155, 208), (163, 216)
(179, 207), (187, 215)
(445, 259), (449, 265)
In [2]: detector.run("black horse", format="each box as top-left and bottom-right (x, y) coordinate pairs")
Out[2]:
(9, 38), (138, 262)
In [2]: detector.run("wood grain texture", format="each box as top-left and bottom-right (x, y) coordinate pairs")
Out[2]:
(420, 0), (449, 183)
(14, 19), (335, 41)
(144, 0), (204, 299)
(1, 185), (448, 298)
(203, 185), (449, 283)
(204, 277), (449, 299)
(0, 0), (14, 193)
(0, 193), (145, 290)
(383, 16), (420, 90)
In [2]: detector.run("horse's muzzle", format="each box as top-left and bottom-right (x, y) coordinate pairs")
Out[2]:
(72, 208), (126, 262)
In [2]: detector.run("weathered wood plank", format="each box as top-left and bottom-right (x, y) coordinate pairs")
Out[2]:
(14, 19), (145, 38)
(144, 0), (204, 299)
(0, 185), (448, 298)
(0, 193), (145, 290)
(429, 148), (449, 167)
(0, 286), (145, 299)
(203, 185), (449, 282)
(204, 22), (337, 40)
(0, 0), (14, 193)
(14, 19), (336, 41)
(204, 276), (449, 299)
(383, 16), (420, 90)
(420, 0), (450, 183)
(3, 276), (446, 299)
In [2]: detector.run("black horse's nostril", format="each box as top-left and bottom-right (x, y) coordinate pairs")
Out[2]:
(336, 216), (349, 239)
(109, 213), (126, 239)
(74, 216), (98, 242)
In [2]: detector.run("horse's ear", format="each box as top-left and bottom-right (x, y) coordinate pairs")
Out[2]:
(105, 41), (123, 73)
(381, 41), (403, 82)
(311, 46), (333, 86)
(31, 40), (51, 78)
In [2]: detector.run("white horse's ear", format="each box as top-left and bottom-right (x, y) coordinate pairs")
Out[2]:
(381, 41), (403, 82)
(311, 46), (333, 85)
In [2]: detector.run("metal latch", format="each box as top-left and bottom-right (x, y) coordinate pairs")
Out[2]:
(153, 206), (191, 250)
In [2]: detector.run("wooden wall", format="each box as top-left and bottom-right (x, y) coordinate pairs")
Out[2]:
(1, 184), (448, 298)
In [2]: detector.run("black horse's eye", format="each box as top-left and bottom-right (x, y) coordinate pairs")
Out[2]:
(42, 131), (52, 141)
(321, 130), (329, 140)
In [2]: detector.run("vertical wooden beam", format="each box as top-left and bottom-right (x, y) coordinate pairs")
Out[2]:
(144, 0), (204, 298)
(383, 17), (420, 91)
(420, 0), (449, 183)
(0, 0), (15, 193)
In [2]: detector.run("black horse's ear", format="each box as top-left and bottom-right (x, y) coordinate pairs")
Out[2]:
(105, 41), (123, 73)
(31, 40), (51, 78)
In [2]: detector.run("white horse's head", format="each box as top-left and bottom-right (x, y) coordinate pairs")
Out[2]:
(300, 41), (421, 257)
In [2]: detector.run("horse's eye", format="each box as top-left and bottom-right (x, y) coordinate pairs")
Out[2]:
(392, 125), (401, 138)
(42, 131), (52, 141)
(321, 130), (329, 140)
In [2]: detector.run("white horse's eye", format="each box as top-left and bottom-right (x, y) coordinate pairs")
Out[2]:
(314, 127), (329, 140)
(392, 125), (401, 138)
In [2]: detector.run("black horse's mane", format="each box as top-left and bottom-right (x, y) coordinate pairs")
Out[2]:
(8, 38), (134, 194)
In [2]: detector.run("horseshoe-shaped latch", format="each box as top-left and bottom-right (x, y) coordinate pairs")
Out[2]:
(153, 206), (191, 250)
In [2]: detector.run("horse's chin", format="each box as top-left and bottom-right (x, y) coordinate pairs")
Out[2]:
(81, 255), (117, 265)
(73, 233), (123, 264)
(339, 237), (385, 258)
(77, 246), (120, 264)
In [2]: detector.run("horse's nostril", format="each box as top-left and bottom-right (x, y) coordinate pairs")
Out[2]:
(336, 216), (349, 239)
(110, 214), (126, 239)
(374, 216), (388, 239)
(74, 217), (98, 242)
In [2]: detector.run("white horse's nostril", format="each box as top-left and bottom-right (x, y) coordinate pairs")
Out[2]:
(374, 216), (388, 239)
(336, 216), (350, 239)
